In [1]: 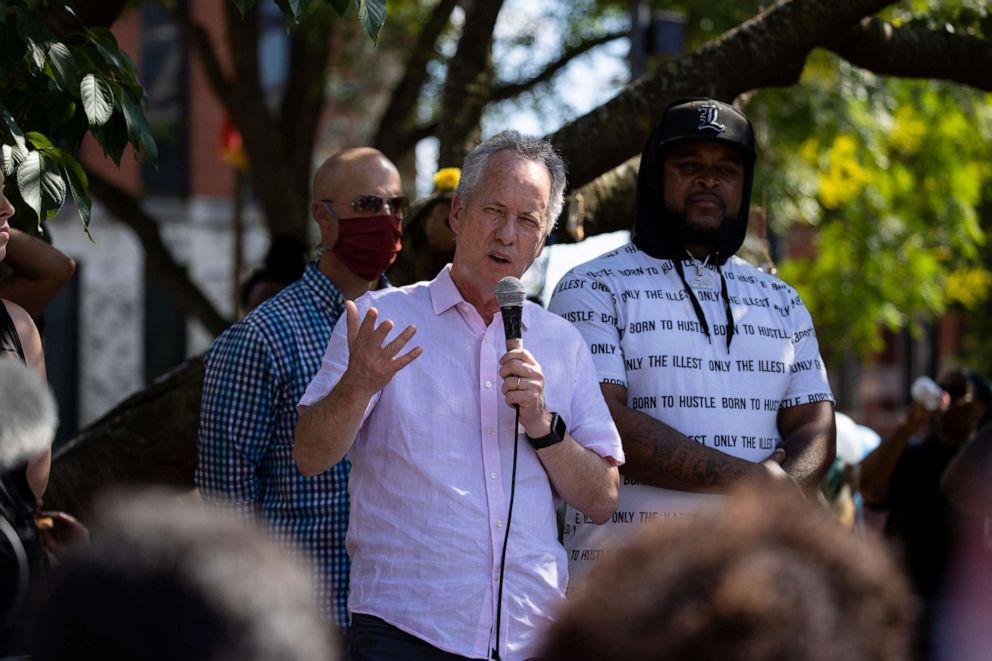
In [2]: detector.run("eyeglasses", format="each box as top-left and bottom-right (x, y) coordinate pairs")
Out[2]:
(322, 195), (410, 217)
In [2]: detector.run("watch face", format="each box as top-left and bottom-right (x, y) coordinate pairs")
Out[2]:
(552, 413), (566, 441)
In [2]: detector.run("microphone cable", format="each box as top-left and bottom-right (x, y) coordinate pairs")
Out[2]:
(491, 404), (520, 661)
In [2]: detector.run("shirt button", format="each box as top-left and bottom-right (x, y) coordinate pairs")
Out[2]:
(486, 426), (494, 435)
(496, 519), (503, 528)
(484, 380), (493, 389)
(490, 472), (497, 480)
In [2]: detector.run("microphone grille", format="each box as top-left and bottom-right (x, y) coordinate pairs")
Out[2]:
(495, 276), (526, 308)
(0, 360), (58, 471)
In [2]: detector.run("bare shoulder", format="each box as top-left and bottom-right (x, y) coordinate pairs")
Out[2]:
(3, 298), (44, 375)
(3, 298), (34, 334)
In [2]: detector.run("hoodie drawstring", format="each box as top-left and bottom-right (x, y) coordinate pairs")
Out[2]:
(718, 267), (735, 351)
(673, 258), (736, 352)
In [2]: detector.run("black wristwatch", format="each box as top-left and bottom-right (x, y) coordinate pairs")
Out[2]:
(527, 412), (567, 450)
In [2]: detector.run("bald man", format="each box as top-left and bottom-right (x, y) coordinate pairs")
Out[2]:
(197, 148), (406, 634)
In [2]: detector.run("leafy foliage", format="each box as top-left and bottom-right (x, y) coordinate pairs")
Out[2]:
(233, 0), (387, 42)
(0, 0), (387, 238)
(755, 51), (992, 356)
(0, 1), (156, 237)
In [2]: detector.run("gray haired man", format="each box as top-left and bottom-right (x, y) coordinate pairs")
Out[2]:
(294, 131), (624, 660)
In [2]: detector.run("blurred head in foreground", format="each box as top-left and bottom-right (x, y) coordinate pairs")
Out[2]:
(34, 489), (336, 661)
(541, 485), (914, 661)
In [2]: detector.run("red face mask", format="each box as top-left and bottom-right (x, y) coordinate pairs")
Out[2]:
(331, 215), (403, 281)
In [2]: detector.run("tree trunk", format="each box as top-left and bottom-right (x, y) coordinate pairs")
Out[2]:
(45, 357), (204, 519)
(436, 0), (504, 168)
(550, 0), (897, 191)
(556, 158), (640, 244)
(374, 0), (458, 164)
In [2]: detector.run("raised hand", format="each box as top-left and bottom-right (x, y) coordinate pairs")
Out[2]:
(342, 300), (422, 396)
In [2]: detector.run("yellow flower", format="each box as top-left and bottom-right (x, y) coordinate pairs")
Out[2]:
(433, 167), (461, 192)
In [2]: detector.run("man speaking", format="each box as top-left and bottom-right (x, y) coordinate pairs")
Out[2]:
(294, 131), (622, 661)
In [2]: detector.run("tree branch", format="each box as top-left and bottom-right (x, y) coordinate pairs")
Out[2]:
(552, 157), (640, 244)
(374, 0), (458, 162)
(549, 0), (898, 191)
(437, 0), (505, 167)
(87, 171), (230, 337)
(279, 7), (334, 219)
(220, 4), (307, 238)
(387, 120), (440, 158)
(490, 29), (628, 103)
(823, 18), (992, 91)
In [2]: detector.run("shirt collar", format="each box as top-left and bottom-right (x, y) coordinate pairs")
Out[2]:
(429, 265), (531, 329)
(302, 260), (345, 312)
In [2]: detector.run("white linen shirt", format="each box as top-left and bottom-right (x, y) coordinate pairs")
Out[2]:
(300, 265), (623, 660)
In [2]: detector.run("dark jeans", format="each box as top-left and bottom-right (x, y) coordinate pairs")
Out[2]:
(348, 613), (485, 661)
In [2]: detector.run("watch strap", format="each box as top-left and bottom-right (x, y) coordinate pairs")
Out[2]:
(527, 412), (566, 450)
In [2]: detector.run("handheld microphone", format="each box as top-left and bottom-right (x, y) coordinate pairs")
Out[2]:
(491, 275), (527, 660)
(495, 276), (526, 351)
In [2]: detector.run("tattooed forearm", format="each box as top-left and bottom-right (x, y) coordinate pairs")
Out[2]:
(618, 407), (756, 493)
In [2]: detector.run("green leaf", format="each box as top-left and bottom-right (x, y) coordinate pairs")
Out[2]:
(15, 150), (66, 227)
(87, 27), (141, 85)
(119, 93), (158, 161)
(90, 111), (129, 165)
(80, 73), (114, 127)
(86, 26), (120, 51)
(61, 152), (93, 241)
(47, 42), (78, 93)
(15, 8), (51, 71)
(286, 0), (305, 19)
(25, 131), (56, 151)
(272, 0), (300, 21)
(232, 0), (257, 14)
(355, 0), (386, 43)
(0, 107), (28, 154)
(2, 144), (28, 176)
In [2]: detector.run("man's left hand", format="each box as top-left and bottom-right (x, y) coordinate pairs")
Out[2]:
(499, 348), (550, 436)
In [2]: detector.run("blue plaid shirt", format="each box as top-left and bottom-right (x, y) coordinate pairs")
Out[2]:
(196, 262), (351, 628)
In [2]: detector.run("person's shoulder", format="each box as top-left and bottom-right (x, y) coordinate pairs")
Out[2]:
(355, 280), (432, 311)
(3, 298), (42, 371)
(551, 242), (648, 294)
(728, 257), (802, 300)
(573, 242), (649, 273)
(3, 298), (31, 326)
(3, 298), (38, 341)
(240, 277), (321, 330)
(209, 293), (300, 361)
(727, 256), (775, 280)
(529, 302), (586, 339)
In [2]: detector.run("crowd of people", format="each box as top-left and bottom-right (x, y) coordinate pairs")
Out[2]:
(1, 98), (990, 660)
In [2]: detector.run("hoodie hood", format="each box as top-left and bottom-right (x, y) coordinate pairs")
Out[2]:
(632, 98), (756, 266)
